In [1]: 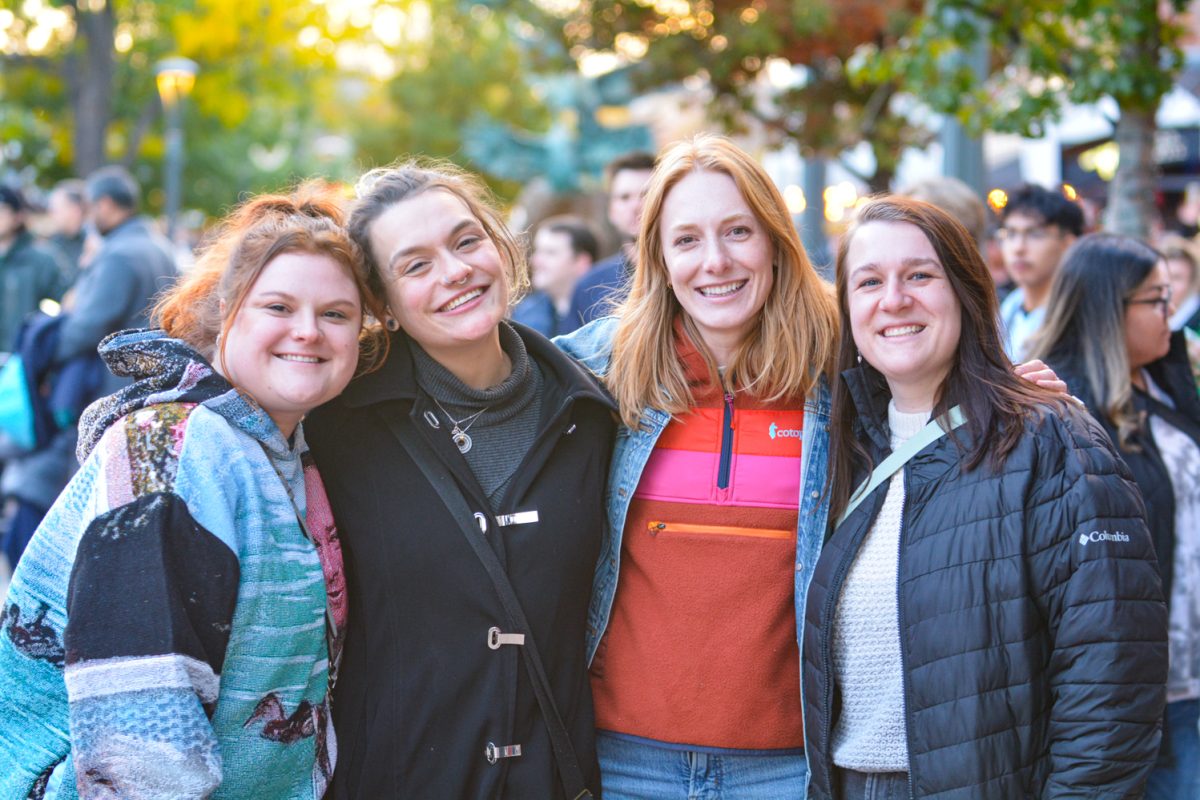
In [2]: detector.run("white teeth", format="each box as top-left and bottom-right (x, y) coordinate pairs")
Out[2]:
(699, 281), (746, 297)
(441, 288), (483, 312)
(882, 325), (924, 337)
(278, 354), (321, 363)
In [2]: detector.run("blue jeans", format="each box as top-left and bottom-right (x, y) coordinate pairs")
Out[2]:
(835, 768), (909, 800)
(596, 732), (808, 799)
(1145, 698), (1200, 800)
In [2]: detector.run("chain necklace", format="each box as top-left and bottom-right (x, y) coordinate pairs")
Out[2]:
(432, 397), (489, 454)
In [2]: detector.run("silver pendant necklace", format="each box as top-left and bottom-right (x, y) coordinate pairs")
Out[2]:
(432, 397), (489, 454)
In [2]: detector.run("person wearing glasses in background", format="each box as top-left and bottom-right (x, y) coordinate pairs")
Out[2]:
(996, 184), (1084, 361)
(1160, 235), (1200, 334)
(1032, 234), (1200, 800)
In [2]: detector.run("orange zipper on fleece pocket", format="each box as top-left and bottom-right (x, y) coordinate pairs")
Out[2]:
(647, 521), (793, 540)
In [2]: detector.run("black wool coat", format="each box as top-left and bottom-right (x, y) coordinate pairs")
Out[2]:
(802, 367), (1167, 799)
(305, 324), (615, 799)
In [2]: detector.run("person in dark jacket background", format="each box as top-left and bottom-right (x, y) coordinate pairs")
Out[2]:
(0, 185), (68, 351)
(55, 166), (176, 396)
(306, 162), (614, 799)
(1032, 233), (1200, 800)
(45, 179), (89, 288)
(803, 197), (1167, 799)
(511, 215), (598, 338)
(567, 151), (655, 326)
(0, 169), (174, 569)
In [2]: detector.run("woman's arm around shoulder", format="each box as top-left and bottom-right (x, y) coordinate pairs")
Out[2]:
(1023, 403), (1167, 797)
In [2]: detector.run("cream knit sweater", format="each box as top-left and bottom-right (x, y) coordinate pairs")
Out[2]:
(831, 402), (929, 771)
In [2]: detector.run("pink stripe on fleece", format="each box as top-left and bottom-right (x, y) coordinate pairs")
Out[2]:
(634, 449), (801, 509)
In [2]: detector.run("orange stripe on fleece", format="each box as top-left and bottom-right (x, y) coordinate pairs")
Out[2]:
(653, 408), (804, 457)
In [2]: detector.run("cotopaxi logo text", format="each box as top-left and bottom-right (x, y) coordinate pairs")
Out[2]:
(768, 422), (801, 440)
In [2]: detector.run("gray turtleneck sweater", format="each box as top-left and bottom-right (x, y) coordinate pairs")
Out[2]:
(410, 322), (545, 510)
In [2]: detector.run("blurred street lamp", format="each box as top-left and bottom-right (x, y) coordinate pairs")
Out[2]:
(155, 57), (199, 239)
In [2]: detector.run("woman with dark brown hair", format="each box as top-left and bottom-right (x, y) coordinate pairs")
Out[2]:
(801, 196), (1167, 798)
(1032, 233), (1200, 800)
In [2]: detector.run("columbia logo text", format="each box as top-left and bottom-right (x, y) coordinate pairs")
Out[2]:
(1078, 530), (1131, 546)
(768, 422), (801, 440)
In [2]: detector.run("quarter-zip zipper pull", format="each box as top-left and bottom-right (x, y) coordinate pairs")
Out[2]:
(718, 390), (735, 489)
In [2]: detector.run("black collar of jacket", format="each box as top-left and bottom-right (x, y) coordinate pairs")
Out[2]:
(337, 320), (615, 413)
(841, 363), (896, 454)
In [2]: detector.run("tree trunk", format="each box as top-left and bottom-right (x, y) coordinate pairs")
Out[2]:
(867, 148), (894, 194)
(68, 3), (115, 177)
(1103, 106), (1158, 240)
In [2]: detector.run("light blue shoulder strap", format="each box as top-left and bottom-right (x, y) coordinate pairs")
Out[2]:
(836, 405), (967, 528)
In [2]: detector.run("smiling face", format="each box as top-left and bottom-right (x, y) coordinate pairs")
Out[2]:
(368, 188), (508, 361)
(1124, 260), (1174, 371)
(846, 220), (962, 412)
(659, 170), (775, 365)
(217, 251), (363, 437)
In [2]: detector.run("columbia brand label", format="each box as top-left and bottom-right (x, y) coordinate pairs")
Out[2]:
(768, 422), (801, 440)
(1078, 530), (1131, 546)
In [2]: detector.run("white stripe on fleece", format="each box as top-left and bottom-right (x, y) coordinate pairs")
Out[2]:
(65, 653), (220, 704)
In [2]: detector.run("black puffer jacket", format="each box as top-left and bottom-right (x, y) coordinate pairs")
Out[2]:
(802, 367), (1167, 799)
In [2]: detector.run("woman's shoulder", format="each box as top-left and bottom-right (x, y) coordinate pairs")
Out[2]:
(1016, 399), (1127, 481)
(92, 401), (199, 461)
(521, 325), (617, 422)
(552, 316), (619, 375)
(91, 401), (255, 492)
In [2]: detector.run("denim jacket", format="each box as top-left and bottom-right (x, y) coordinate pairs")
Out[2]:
(555, 317), (833, 667)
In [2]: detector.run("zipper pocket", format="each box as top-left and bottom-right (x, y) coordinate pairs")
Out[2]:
(647, 521), (793, 540)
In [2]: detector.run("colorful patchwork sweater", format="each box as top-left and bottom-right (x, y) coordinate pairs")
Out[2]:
(0, 329), (340, 799)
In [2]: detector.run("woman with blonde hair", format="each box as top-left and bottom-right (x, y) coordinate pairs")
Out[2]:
(557, 133), (839, 795)
(0, 183), (385, 798)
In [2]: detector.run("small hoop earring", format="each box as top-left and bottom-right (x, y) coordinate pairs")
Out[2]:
(385, 316), (399, 332)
